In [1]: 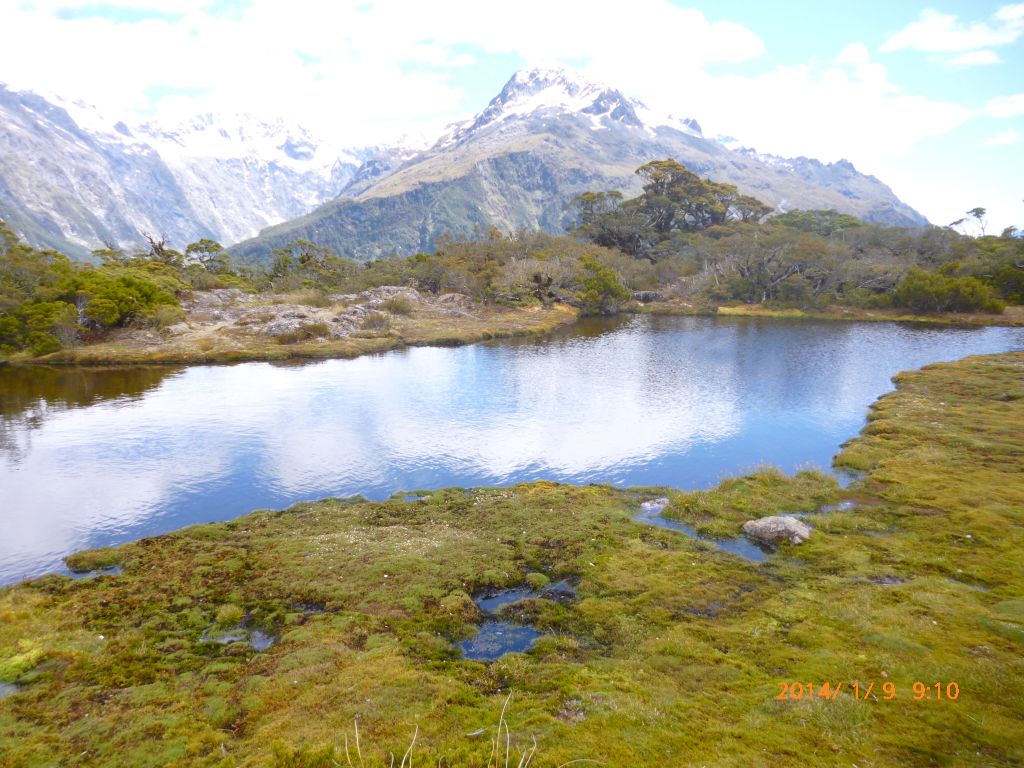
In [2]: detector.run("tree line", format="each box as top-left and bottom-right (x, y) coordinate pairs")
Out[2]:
(2, 159), (1022, 356)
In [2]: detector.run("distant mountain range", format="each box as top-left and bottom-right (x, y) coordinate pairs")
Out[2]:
(0, 84), (415, 258)
(0, 69), (928, 261)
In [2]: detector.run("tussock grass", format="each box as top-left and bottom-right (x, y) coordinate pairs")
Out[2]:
(272, 289), (332, 308)
(275, 322), (332, 345)
(380, 296), (415, 316)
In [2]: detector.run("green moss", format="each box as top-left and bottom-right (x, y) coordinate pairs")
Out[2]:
(64, 546), (124, 573)
(0, 639), (45, 682)
(663, 466), (839, 537)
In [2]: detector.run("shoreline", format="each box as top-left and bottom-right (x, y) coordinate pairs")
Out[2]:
(3, 299), (1020, 369)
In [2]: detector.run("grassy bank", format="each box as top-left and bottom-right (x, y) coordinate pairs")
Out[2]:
(641, 301), (1024, 327)
(1, 353), (1022, 766)
(6, 304), (577, 366)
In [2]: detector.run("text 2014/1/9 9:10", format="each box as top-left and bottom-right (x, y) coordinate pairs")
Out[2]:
(776, 681), (960, 702)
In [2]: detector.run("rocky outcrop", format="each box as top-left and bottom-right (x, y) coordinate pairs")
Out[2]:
(169, 286), (478, 342)
(741, 516), (812, 545)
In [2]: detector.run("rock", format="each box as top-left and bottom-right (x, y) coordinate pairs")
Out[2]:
(435, 292), (473, 309)
(184, 288), (244, 310)
(357, 285), (423, 309)
(741, 516), (812, 545)
(632, 290), (662, 303)
(640, 497), (669, 513)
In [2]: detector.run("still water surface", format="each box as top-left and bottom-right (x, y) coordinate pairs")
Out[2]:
(1, 315), (1022, 584)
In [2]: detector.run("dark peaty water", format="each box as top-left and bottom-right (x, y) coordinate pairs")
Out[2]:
(1, 315), (1021, 584)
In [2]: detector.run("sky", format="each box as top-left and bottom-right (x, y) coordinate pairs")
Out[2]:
(1, 0), (1022, 231)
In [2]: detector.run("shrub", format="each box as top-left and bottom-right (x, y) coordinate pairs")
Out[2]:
(26, 331), (62, 356)
(577, 254), (630, 315)
(380, 295), (414, 315)
(893, 267), (1005, 313)
(151, 305), (187, 329)
(84, 298), (121, 326)
(275, 321), (331, 345)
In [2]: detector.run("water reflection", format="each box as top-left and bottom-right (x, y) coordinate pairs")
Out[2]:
(0, 365), (179, 462)
(0, 317), (1021, 584)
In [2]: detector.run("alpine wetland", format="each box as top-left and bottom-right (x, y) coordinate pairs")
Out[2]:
(2, 3), (1024, 766)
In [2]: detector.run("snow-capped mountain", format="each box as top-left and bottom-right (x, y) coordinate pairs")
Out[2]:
(1, 67), (927, 261)
(434, 68), (702, 150)
(0, 84), (413, 256)
(232, 67), (927, 262)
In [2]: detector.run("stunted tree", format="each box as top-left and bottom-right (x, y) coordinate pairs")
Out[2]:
(567, 191), (648, 258)
(141, 234), (183, 267)
(967, 207), (987, 236)
(570, 160), (775, 262)
(184, 239), (230, 273)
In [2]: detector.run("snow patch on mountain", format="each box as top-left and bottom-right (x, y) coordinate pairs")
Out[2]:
(434, 67), (703, 149)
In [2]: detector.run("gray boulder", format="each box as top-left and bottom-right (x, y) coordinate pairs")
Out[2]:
(741, 516), (812, 545)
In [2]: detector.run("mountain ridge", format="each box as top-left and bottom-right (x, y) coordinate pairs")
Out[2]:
(230, 67), (926, 262)
(0, 83), (411, 256)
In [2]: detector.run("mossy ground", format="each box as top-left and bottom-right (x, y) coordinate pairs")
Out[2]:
(1, 354), (1022, 766)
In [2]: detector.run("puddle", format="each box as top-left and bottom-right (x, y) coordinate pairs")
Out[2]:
(636, 498), (768, 563)
(461, 622), (542, 661)
(476, 587), (536, 613)
(869, 575), (906, 586)
(819, 500), (857, 513)
(201, 626), (275, 651)
(833, 469), (866, 488)
(949, 578), (991, 592)
(290, 602), (326, 615)
(461, 578), (578, 661)
(0, 683), (17, 699)
(66, 566), (122, 580)
(540, 580), (577, 603)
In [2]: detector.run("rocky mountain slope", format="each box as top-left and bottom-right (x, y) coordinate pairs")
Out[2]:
(0, 84), (411, 257)
(231, 68), (927, 262)
(1, 69), (927, 263)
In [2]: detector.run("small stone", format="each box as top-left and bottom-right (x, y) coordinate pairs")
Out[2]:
(741, 516), (812, 545)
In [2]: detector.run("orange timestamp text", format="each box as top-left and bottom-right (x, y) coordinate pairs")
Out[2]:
(776, 681), (960, 702)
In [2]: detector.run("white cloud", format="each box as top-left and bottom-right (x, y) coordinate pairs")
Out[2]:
(984, 129), (1021, 146)
(600, 44), (970, 174)
(0, 0), (766, 145)
(949, 50), (1002, 66)
(986, 93), (1024, 117)
(881, 3), (1024, 53)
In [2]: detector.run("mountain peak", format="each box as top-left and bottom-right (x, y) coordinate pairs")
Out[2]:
(435, 67), (704, 149)
(502, 67), (604, 100)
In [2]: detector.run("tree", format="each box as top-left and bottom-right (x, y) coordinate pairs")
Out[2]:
(967, 207), (987, 236)
(567, 191), (648, 258)
(773, 209), (863, 237)
(141, 234), (184, 267)
(184, 239), (230, 273)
